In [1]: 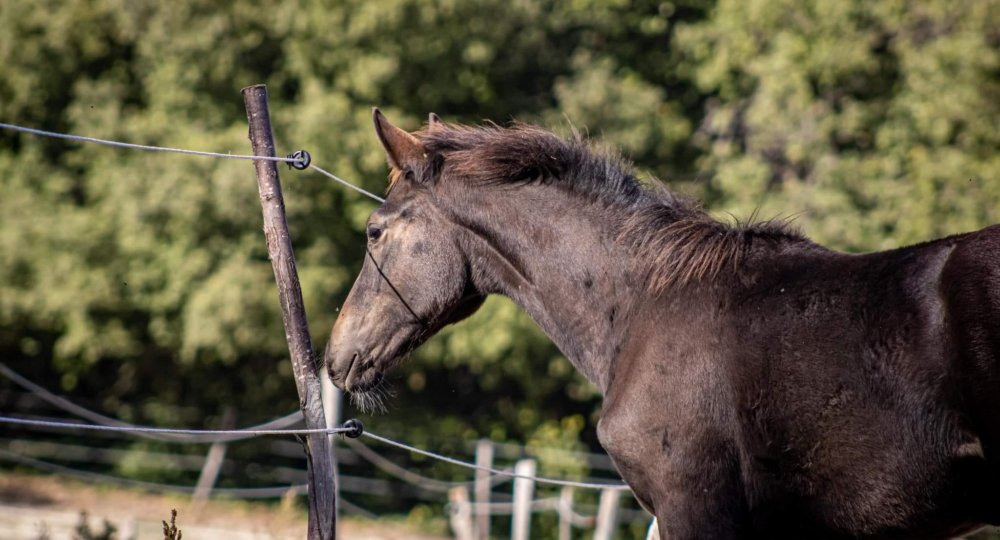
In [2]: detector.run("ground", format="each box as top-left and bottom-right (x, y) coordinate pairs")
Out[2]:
(0, 472), (448, 540)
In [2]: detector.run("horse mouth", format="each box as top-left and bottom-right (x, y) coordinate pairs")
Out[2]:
(344, 353), (388, 392)
(338, 323), (427, 411)
(344, 352), (369, 391)
(342, 352), (358, 388)
(345, 362), (390, 414)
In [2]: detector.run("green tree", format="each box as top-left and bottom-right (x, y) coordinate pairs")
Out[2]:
(2, 0), (998, 537)
(675, 0), (1000, 250)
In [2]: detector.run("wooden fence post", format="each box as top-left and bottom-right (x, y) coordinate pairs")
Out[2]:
(474, 439), (493, 540)
(243, 84), (337, 540)
(593, 488), (622, 540)
(449, 486), (476, 540)
(511, 459), (536, 540)
(192, 406), (236, 502)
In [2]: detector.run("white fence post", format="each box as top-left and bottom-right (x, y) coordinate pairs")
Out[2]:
(593, 488), (622, 540)
(474, 439), (494, 540)
(192, 406), (236, 502)
(321, 369), (343, 519)
(449, 486), (476, 540)
(511, 459), (536, 540)
(646, 518), (660, 540)
(120, 516), (137, 540)
(558, 487), (573, 540)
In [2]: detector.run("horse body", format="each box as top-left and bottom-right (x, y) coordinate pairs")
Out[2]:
(326, 110), (1000, 539)
(602, 227), (1000, 539)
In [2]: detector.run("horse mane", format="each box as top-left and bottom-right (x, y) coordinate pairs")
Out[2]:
(411, 121), (803, 292)
(621, 199), (800, 292)
(414, 122), (644, 205)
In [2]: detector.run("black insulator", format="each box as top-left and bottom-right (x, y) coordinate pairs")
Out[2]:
(342, 418), (364, 439)
(286, 149), (311, 170)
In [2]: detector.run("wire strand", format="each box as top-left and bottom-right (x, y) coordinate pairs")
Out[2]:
(0, 122), (631, 492)
(311, 165), (385, 203)
(342, 436), (511, 492)
(361, 432), (630, 491)
(1, 411), (629, 491)
(1, 359), (629, 491)
(1, 332), (626, 490)
(0, 361), (304, 443)
(0, 415), (349, 437)
(0, 122), (388, 203)
(0, 122), (301, 164)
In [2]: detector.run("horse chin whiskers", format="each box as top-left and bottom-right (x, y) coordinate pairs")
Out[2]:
(349, 373), (394, 415)
(347, 336), (418, 415)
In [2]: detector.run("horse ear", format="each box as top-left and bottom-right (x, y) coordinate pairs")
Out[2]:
(372, 108), (425, 171)
(428, 113), (443, 130)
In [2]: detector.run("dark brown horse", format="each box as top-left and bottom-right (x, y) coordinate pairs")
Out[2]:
(326, 109), (1000, 539)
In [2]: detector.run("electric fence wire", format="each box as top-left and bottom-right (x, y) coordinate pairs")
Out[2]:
(361, 432), (630, 491)
(1, 362), (512, 492)
(342, 436), (512, 492)
(310, 164), (385, 203)
(0, 122), (301, 164)
(0, 362), (305, 443)
(0, 364), (631, 491)
(0, 122), (385, 203)
(0, 415), (352, 437)
(0, 414), (628, 491)
(0, 121), (633, 492)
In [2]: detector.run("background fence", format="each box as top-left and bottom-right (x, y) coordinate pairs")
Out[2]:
(0, 362), (652, 539)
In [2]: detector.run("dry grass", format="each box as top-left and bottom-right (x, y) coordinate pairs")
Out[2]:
(0, 472), (447, 540)
(161, 510), (181, 540)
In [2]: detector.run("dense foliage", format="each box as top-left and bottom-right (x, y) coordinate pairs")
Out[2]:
(2, 0), (999, 536)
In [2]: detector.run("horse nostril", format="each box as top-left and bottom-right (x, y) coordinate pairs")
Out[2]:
(331, 352), (357, 386)
(347, 352), (358, 376)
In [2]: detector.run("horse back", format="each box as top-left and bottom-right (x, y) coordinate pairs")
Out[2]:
(726, 224), (1000, 535)
(604, 225), (1000, 537)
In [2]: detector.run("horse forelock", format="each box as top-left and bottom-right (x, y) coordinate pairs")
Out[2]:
(387, 167), (404, 192)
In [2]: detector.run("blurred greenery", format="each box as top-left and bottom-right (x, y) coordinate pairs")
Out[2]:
(1, 0), (999, 538)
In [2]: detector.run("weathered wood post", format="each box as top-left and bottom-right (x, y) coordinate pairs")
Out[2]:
(511, 459), (537, 540)
(242, 84), (337, 540)
(474, 439), (494, 539)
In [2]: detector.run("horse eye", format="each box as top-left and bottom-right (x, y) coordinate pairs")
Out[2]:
(367, 225), (383, 242)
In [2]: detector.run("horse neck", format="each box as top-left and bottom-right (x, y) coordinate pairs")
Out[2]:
(448, 183), (641, 393)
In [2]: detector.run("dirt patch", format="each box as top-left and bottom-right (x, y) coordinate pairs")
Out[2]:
(0, 476), (54, 506)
